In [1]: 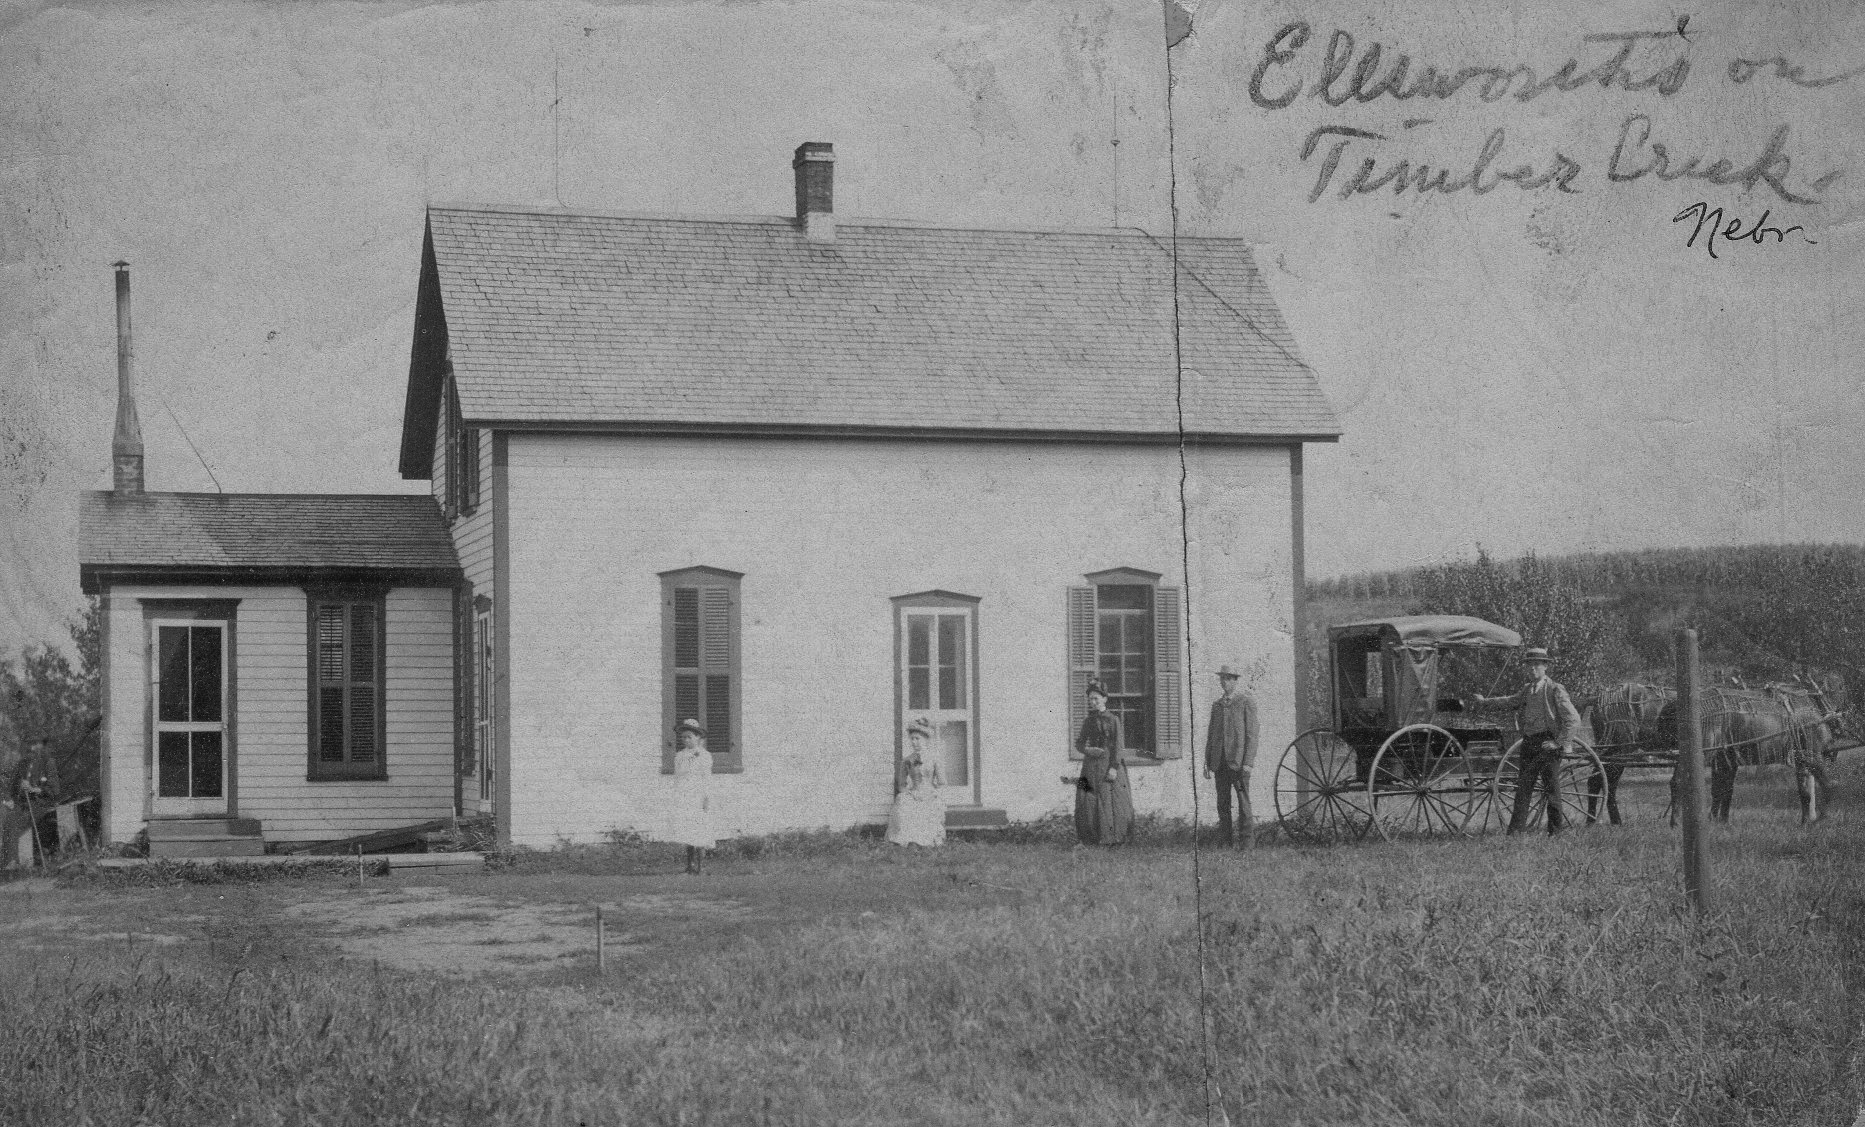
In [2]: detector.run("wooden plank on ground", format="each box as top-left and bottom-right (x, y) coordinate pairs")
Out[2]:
(286, 819), (453, 856)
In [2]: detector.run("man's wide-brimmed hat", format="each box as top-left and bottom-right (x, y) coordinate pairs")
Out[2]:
(1520, 647), (1556, 666)
(906, 716), (935, 738)
(1215, 664), (1242, 679)
(674, 718), (707, 737)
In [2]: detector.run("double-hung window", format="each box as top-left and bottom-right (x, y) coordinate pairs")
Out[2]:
(307, 588), (387, 780)
(1066, 569), (1184, 761)
(660, 568), (743, 773)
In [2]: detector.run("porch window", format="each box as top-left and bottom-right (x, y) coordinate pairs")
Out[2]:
(660, 567), (743, 773)
(1067, 570), (1184, 761)
(307, 590), (387, 780)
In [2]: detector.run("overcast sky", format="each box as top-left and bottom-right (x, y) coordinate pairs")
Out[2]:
(3, 0), (1861, 654)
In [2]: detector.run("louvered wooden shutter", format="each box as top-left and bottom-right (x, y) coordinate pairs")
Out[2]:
(700, 586), (736, 769)
(316, 605), (346, 763)
(1153, 586), (1184, 759)
(348, 603), (379, 763)
(458, 427), (480, 515)
(1067, 586), (1097, 758)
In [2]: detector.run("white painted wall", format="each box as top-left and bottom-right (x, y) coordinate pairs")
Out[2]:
(498, 432), (1297, 847)
(101, 583), (457, 845)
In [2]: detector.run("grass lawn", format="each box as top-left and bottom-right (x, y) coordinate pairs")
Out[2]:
(4, 756), (1864, 1126)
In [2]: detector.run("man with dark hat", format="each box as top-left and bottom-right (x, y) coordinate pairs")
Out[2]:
(1201, 664), (1259, 848)
(1469, 647), (1584, 834)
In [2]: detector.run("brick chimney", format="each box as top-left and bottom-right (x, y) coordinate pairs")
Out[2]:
(793, 142), (834, 243)
(111, 262), (145, 495)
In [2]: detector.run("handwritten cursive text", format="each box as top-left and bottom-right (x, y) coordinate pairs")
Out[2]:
(1672, 202), (1817, 259)
(1251, 24), (1690, 109)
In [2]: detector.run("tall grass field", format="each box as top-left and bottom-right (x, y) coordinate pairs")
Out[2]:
(4, 758), (1863, 1126)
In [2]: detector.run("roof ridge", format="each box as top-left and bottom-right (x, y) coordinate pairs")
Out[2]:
(426, 203), (1260, 244)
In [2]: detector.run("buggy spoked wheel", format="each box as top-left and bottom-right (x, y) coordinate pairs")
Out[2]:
(1274, 729), (1374, 844)
(1367, 724), (1483, 841)
(1490, 740), (1608, 832)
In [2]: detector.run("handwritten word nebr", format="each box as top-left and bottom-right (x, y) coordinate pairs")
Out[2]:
(1672, 202), (1817, 259)
(1609, 117), (1835, 205)
(1252, 24), (1690, 109)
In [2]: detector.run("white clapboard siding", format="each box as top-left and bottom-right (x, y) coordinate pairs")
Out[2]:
(102, 583), (457, 845)
(495, 432), (1296, 848)
(451, 427), (496, 815)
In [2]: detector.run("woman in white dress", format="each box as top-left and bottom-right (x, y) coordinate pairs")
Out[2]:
(667, 718), (717, 873)
(887, 716), (946, 847)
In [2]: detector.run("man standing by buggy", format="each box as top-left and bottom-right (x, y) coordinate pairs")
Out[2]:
(1202, 664), (1259, 848)
(1470, 648), (1584, 834)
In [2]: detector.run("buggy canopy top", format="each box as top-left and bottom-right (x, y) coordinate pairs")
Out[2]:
(1329, 615), (1522, 651)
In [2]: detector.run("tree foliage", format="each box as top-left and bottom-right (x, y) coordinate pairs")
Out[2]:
(1406, 549), (1625, 698)
(2, 598), (102, 804)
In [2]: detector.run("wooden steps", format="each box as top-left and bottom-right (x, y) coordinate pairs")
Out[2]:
(145, 818), (265, 858)
(944, 807), (1009, 830)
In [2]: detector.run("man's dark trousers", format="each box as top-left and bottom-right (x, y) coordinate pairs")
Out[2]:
(1507, 737), (1565, 835)
(1214, 765), (1254, 846)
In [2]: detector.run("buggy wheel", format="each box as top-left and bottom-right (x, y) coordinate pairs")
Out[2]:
(1490, 740), (1608, 832)
(1459, 738), (1514, 834)
(1274, 730), (1374, 844)
(1367, 724), (1484, 841)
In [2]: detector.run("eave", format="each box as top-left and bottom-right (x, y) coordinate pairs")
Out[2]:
(82, 563), (465, 596)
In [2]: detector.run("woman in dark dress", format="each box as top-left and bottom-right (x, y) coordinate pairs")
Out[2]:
(1072, 681), (1135, 845)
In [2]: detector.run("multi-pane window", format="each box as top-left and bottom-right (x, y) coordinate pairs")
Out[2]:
(308, 592), (386, 780)
(1095, 585), (1155, 751)
(154, 623), (227, 800)
(1067, 571), (1184, 761)
(660, 568), (742, 773)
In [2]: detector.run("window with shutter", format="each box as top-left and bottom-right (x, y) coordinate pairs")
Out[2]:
(442, 376), (479, 519)
(1071, 571), (1184, 762)
(660, 567), (743, 773)
(306, 589), (388, 780)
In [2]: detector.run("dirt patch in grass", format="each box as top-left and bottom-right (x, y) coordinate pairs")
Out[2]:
(282, 884), (763, 974)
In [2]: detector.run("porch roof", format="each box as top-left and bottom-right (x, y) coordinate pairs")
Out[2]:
(79, 492), (461, 591)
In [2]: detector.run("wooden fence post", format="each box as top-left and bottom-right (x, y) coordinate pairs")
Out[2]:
(1676, 628), (1712, 914)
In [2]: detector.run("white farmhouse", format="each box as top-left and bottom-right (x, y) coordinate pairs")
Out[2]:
(403, 144), (1339, 847)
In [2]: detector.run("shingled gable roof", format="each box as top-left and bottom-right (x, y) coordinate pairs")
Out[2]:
(398, 205), (1341, 478)
(79, 492), (460, 592)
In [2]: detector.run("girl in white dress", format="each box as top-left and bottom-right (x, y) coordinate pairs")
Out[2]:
(667, 718), (717, 873)
(887, 716), (946, 847)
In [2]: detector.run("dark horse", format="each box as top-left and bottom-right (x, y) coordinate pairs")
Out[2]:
(1659, 682), (1835, 823)
(1584, 682), (1676, 825)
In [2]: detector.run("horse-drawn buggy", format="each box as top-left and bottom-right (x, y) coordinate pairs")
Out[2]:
(1273, 616), (1606, 842)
